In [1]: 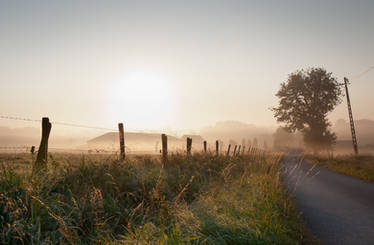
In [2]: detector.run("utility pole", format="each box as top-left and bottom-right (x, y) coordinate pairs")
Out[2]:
(343, 77), (359, 155)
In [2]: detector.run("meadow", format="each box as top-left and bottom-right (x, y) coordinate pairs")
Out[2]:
(305, 154), (374, 183)
(0, 152), (312, 244)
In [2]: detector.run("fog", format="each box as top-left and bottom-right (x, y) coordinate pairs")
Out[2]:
(1, 118), (374, 155)
(1, 1), (374, 132)
(1, 1), (374, 155)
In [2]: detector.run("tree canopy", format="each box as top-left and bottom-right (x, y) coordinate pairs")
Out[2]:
(272, 68), (343, 151)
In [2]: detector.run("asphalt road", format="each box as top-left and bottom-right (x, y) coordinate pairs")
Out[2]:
(282, 153), (374, 245)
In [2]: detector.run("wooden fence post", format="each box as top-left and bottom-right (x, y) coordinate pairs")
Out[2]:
(233, 145), (237, 156)
(30, 145), (35, 163)
(118, 123), (125, 160)
(242, 146), (245, 155)
(162, 134), (168, 163)
(203, 141), (207, 153)
(34, 117), (52, 171)
(237, 145), (241, 156)
(226, 144), (231, 156)
(30, 146), (35, 155)
(187, 137), (192, 155)
(247, 146), (251, 154)
(215, 140), (219, 156)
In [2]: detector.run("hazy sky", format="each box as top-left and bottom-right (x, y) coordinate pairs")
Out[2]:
(1, 0), (373, 132)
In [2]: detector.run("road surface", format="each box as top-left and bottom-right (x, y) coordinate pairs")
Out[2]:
(282, 153), (374, 245)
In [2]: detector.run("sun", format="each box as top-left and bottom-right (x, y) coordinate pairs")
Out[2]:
(109, 70), (176, 129)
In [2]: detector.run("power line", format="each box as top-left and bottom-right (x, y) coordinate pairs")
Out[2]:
(352, 65), (374, 80)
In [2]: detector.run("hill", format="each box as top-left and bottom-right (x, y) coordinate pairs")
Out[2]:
(85, 132), (204, 153)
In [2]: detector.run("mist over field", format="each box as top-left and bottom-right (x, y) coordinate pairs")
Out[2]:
(2, 118), (374, 155)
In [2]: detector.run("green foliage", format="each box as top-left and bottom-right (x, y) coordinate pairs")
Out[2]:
(0, 153), (306, 244)
(273, 68), (343, 152)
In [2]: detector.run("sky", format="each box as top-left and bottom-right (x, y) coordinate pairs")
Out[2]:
(0, 0), (373, 133)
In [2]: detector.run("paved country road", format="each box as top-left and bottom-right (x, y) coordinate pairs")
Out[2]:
(282, 153), (374, 245)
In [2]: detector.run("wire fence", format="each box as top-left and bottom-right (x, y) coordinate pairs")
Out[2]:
(0, 114), (267, 156)
(0, 115), (117, 131)
(0, 115), (120, 153)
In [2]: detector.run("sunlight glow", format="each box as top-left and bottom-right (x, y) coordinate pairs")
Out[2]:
(109, 70), (176, 129)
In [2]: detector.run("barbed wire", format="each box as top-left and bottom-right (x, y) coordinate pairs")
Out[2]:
(0, 145), (149, 155)
(0, 115), (166, 135)
(51, 121), (117, 131)
(0, 115), (117, 131)
(0, 115), (41, 123)
(0, 146), (30, 149)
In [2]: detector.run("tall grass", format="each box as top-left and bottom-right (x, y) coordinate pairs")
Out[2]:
(305, 154), (374, 182)
(0, 152), (307, 244)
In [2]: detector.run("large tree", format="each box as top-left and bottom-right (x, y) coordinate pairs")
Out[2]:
(272, 68), (343, 152)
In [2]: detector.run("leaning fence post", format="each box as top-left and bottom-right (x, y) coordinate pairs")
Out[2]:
(118, 123), (125, 160)
(203, 141), (207, 153)
(233, 145), (237, 156)
(242, 146), (246, 155)
(186, 137), (192, 156)
(34, 117), (52, 171)
(162, 134), (168, 163)
(226, 144), (231, 156)
(237, 145), (241, 156)
(215, 140), (219, 156)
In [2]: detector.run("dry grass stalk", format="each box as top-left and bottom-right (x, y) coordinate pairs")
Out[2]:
(173, 175), (195, 206)
(127, 201), (143, 229)
(30, 195), (76, 244)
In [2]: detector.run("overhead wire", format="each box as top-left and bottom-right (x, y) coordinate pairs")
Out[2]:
(351, 65), (374, 80)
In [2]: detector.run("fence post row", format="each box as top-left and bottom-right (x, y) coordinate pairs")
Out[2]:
(13, 117), (269, 166)
(34, 117), (52, 170)
(186, 137), (192, 155)
(118, 123), (125, 160)
(162, 134), (168, 163)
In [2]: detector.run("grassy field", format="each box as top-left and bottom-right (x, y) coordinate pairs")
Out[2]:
(1, 152), (312, 244)
(305, 154), (374, 182)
